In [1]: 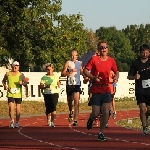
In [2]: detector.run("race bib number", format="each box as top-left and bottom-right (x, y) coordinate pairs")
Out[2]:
(68, 77), (77, 85)
(10, 88), (20, 94)
(46, 88), (54, 94)
(142, 79), (150, 88)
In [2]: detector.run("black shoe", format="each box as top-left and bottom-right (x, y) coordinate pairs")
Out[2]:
(72, 121), (78, 126)
(87, 118), (93, 130)
(143, 126), (148, 135)
(98, 133), (107, 141)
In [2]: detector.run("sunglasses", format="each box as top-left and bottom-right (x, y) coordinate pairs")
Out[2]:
(99, 46), (108, 49)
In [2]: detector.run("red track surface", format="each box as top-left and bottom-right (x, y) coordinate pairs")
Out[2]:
(0, 110), (150, 150)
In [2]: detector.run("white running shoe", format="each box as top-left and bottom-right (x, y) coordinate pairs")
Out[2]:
(9, 121), (14, 128)
(15, 122), (20, 128)
(47, 119), (51, 126)
(51, 122), (55, 127)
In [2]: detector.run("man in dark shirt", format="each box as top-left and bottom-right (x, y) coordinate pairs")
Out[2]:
(127, 44), (150, 135)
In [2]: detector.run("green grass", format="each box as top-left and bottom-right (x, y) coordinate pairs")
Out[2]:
(0, 100), (138, 117)
(117, 117), (150, 131)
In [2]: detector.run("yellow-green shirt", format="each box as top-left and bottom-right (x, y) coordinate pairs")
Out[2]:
(7, 72), (22, 98)
(41, 75), (59, 94)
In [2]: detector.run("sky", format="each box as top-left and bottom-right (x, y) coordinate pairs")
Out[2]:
(60, 0), (150, 31)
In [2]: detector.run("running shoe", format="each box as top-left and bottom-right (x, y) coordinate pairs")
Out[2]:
(87, 118), (93, 130)
(72, 121), (78, 126)
(9, 121), (14, 128)
(51, 122), (55, 127)
(143, 127), (148, 135)
(47, 118), (51, 126)
(15, 122), (20, 128)
(98, 133), (107, 141)
(68, 114), (73, 122)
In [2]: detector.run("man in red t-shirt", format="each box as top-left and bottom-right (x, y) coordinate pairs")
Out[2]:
(83, 41), (119, 141)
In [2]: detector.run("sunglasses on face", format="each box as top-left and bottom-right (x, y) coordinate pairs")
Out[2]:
(99, 46), (108, 49)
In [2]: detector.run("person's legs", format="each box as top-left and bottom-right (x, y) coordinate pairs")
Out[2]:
(139, 103), (147, 134)
(44, 94), (51, 126)
(73, 92), (80, 121)
(72, 85), (81, 126)
(15, 98), (22, 128)
(136, 94), (149, 135)
(88, 93), (111, 141)
(67, 96), (73, 115)
(66, 85), (74, 122)
(87, 94), (101, 130)
(8, 98), (15, 128)
(100, 103), (111, 132)
(110, 93), (116, 119)
(50, 94), (58, 127)
(146, 105), (150, 127)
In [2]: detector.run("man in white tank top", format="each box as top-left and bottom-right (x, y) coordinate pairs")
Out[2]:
(61, 49), (83, 126)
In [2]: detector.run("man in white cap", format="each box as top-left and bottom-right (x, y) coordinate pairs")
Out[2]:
(2, 61), (28, 128)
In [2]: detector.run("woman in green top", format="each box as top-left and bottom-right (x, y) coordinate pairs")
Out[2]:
(40, 63), (60, 127)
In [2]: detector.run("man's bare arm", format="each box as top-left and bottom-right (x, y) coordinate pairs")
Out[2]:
(20, 73), (28, 87)
(61, 61), (71, 77)
(2, 73), (8, 90)
(83, 68), (95, 80)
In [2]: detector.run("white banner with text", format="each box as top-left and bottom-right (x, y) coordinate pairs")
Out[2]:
(0, 72), (135, 102)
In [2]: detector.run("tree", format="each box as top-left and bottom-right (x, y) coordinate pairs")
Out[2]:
(85, 29), (99, 51)
(122, 24), (150, 58)
(0, 0), (88, 71)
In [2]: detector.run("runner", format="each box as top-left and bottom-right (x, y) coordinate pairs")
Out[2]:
(106, 71), (117, 128)
(61, 49), (83, 126)
(40, 63), (60, 127)
(83, 41), (119, 141)
(127, 44), (150, 135)
(2, 61), (28, 128)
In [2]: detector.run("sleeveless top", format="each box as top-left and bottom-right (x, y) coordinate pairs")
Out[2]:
(7, 72), (22, 98)
(67, 60), (81, 85)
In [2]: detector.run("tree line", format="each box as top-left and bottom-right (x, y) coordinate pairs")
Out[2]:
(0, 0), (150, 72)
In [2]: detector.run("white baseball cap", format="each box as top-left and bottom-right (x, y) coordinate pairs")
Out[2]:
(12, 61), (20, 67)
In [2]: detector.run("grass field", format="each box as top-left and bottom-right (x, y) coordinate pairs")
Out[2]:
(0, 100), (138, 117)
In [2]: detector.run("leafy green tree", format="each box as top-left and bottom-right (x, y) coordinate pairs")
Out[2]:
(0, 0), (88, 72)
(96, 27), (135, 71)
(122, 24), (150, 58)
(85, 29), (99, 51)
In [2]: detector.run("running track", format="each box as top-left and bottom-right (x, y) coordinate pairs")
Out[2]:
(0, 110), (149, 150)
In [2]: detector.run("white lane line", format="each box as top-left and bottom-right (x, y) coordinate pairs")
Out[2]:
(69, 124), (150, 146)
(18, 120), (78, 150)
